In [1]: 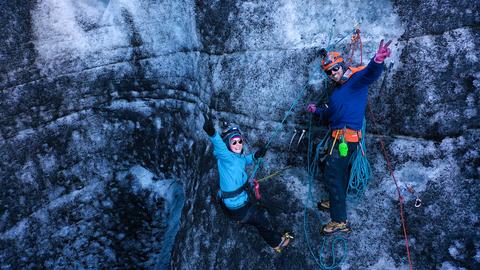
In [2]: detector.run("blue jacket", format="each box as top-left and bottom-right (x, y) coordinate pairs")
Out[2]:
(209, 132), (253, 209)
(314, 59), (383, 130)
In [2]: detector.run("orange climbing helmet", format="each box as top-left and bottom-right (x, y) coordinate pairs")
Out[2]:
(320, 50), (344, 71)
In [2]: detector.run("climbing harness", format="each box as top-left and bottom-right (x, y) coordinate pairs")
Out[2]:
(300, 23), (369, 270)
(304, 114), (348, 270)
(337, 127), (350, 157)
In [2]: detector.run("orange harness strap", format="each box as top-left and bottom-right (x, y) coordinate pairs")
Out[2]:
(331, 129), (362, 143)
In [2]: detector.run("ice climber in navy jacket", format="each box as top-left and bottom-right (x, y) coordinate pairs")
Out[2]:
(203, 114), (293, 253)
(306, 40), (392, 235)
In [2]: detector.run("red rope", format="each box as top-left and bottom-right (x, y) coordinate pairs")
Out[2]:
(348, 27), (411, 268)
(367, 103), (413, 270)
(347, 28), (363, 65)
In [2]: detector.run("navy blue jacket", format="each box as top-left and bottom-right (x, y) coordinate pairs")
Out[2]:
(315, 59), (383, 130)
(209, 132), (253, 209)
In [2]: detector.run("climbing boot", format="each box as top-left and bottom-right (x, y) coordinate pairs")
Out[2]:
(273, 231), (294, 253)
(317, 200), (330, 212)
(321, 221), (351, 235)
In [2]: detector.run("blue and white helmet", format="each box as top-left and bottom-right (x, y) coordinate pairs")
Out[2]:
(221, 125), (243, 151)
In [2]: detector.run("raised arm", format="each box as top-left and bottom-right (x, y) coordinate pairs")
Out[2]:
(203, 113), (230, 159)
(209, 133), (231, 160)
(351, 39), (392, 89)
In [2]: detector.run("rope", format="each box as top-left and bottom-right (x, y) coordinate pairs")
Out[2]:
(301, 23), (365, 270)
(346, 119), (371, 200)
(367, 104), (413, 270)
(256, 166), (292, 183)
(247, 84), (308, 184)
(366, 65), (413, 270)
(304, 114), (348, 269)
(246, 23), (366, 269)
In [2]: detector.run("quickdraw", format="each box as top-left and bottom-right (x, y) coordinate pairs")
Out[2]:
(407, 185), (422, 208)
(347, 27), (363, 65)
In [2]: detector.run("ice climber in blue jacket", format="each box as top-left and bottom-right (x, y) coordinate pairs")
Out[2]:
(306, 40), (392, 235)
(203, 114), (293, 253)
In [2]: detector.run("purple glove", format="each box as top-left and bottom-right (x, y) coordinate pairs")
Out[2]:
(374, 39), (392, 63)
(307, 103), (317, 113)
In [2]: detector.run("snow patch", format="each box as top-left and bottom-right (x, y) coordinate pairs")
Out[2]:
(362, 254), (409, 270)
(107, 100), (154, 117)
(438, 261), (467, 270)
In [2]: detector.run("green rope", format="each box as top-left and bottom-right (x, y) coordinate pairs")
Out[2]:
(256, 166), (292, 183)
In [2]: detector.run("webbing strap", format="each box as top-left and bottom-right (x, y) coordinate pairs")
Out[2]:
(219, 183), (247, 199)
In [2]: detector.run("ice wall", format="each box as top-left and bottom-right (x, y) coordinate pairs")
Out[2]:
(1, 0), (197, 268)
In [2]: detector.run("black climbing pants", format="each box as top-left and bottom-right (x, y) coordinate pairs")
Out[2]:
(227, 202), (282, 247)
(323, 141), (358, 222)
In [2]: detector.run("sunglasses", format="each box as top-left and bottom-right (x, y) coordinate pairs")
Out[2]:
(325, 65), (341, 75)
(231, 139), (243, 145)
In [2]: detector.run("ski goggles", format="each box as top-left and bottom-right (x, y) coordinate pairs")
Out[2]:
(325, 65), (341, 75)
(230, 139), (243, 145)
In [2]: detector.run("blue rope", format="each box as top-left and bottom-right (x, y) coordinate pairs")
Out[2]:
(303, 114), (348, 270)
(248, 84), (308, 184)
(302, 24), (364, 269)
(245, 22), (366, 269)
(347, 118), (371, 201)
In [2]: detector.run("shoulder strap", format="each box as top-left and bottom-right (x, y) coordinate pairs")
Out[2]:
(349, 65), (366, 74)
(339, 65), (366, 84)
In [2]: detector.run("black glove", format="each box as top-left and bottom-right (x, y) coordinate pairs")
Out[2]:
(254, 146), (267, 159)
(203, 113), (215, 137)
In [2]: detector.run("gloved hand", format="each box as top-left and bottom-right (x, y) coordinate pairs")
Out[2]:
(374, 39), (392, 63)
(254, 146), (267, 159)
(307, 103), (317, 113)
(202, 113), (215, 137)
